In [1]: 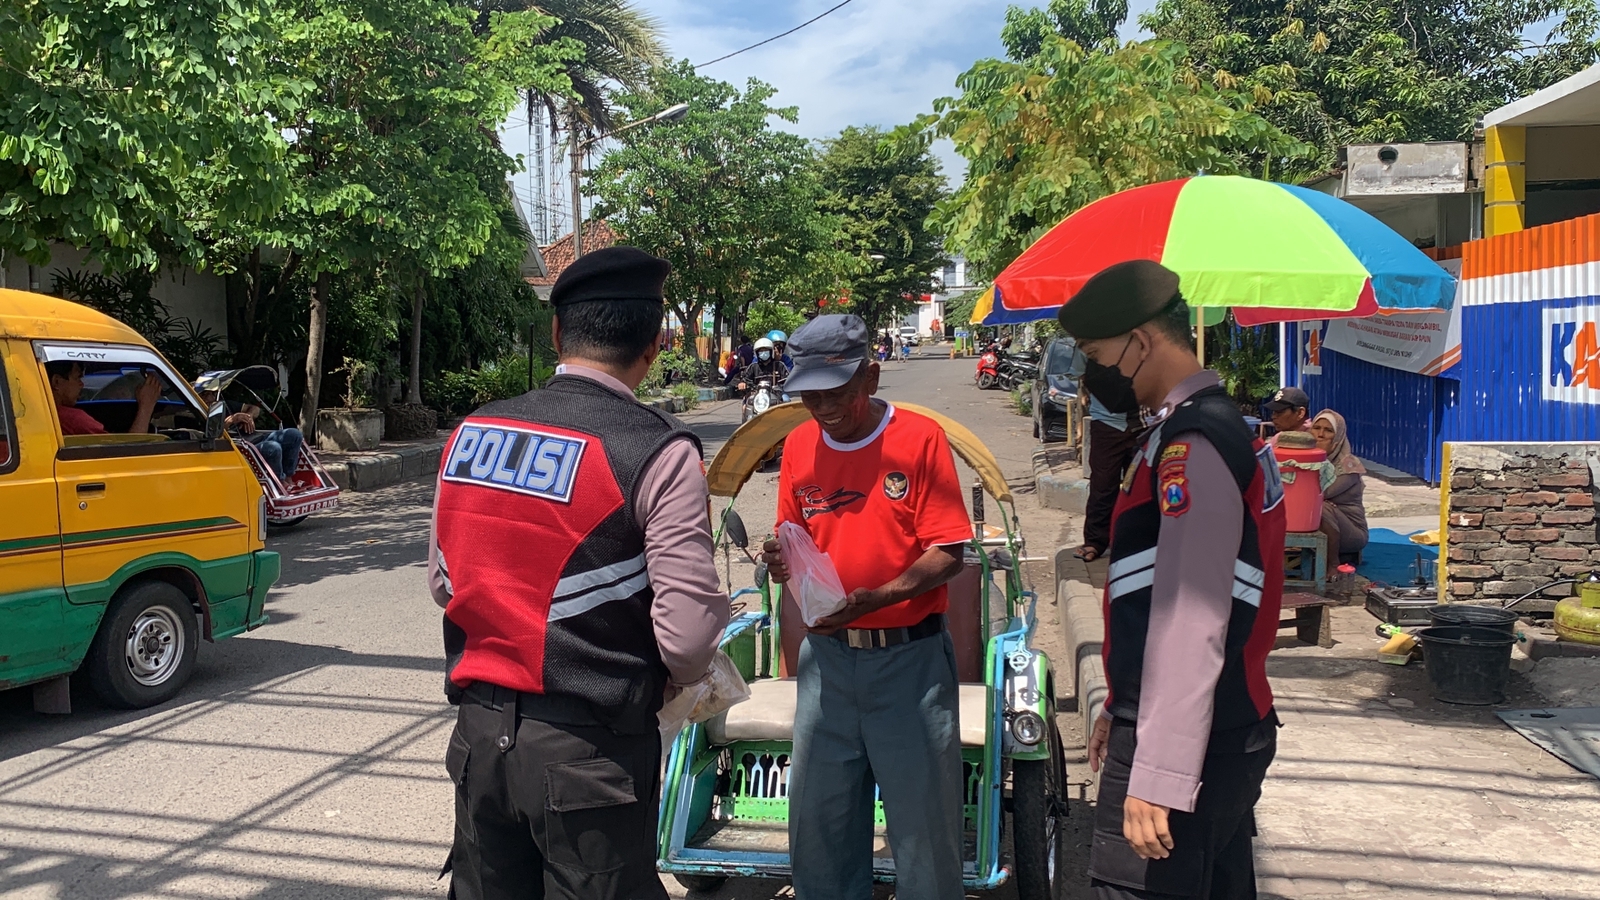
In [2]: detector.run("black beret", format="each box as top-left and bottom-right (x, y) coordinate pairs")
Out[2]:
(1057, 259), (1181, 340)
(550, 246), (671, 307)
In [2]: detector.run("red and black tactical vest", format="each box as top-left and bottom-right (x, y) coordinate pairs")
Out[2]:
(435, 375), (700, 732)
(1102, 385), (1286, 737)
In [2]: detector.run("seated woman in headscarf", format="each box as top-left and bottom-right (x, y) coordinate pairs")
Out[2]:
(1309, 410), (1369, 562)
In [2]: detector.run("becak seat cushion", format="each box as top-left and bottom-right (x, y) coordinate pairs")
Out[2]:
(705, 678), (989, 747)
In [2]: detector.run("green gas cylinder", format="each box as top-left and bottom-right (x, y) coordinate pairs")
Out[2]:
(1554, 581), (1600, 646)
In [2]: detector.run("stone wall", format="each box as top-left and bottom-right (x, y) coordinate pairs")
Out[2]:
(1444, 442), (1600, 603)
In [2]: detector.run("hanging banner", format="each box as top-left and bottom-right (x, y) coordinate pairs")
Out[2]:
(1321, 259), (1463, 376)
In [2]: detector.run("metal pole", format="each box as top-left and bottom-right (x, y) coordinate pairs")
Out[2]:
(570, 128), (583, 260)
(1278, 322), (1288, 388)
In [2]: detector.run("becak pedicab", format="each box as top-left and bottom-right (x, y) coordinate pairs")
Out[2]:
(192, 366), (340, 527)
(657, 402), (1069, 898)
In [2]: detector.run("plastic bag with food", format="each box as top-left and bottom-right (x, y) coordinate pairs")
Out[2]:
(777, 520), (848, 626)
(658, 649), (752, 749)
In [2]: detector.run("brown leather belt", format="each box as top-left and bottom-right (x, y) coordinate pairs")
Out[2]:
(827, 612), (946, 650)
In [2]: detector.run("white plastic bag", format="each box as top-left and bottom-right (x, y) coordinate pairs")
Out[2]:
(777, 521), (848, 627)
(658, 649), (752, 749)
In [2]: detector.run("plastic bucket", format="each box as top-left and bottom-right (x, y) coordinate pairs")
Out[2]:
(1274, 444), (1327, 532)
(1426, 604), (1517, 634)
(1417, 625), (1516, 705)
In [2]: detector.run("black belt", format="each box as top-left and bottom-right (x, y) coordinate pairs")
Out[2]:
(463, 682), (605, 728)
(826, 612), (946, 650)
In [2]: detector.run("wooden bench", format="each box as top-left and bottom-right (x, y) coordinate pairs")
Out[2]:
(1284, 531), (1328, 594)
(1281, 591), (1335, 648)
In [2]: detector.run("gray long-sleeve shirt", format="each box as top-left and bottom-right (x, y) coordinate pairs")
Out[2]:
(428, 366), (730, 687)
(1105, 370), (1245, 813)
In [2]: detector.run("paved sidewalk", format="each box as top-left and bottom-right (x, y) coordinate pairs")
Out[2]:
(1057, 552), (1600, 900)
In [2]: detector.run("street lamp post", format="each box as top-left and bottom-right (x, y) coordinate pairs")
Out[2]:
(570, 102), (690, 259)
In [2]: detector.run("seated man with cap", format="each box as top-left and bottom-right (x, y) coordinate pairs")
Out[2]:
(1264, 386), (1311, 446)
(760, 314), (974, 900)
(1059, 260), (1285, 900)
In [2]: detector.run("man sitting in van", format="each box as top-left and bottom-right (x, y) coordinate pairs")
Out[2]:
(47, 361), (161, 436)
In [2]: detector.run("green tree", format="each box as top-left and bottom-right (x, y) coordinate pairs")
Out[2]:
(1001, 0), (1129, 54)
(199, 0), (575, 428)
(1143, 0), (1600, 171)
(0, 0), (294, 271)
(589, 62), (848, 357)
(814, 127), (949, 333)
(931, 34), (1307, 279)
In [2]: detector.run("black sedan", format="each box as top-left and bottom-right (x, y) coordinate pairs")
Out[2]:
(1030, 337), (1079, 443)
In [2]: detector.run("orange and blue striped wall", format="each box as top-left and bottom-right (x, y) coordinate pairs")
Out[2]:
(1287, 212), (1600, 483)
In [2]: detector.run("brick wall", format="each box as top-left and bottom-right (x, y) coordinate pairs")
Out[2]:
(1444, 443), (1600, 603)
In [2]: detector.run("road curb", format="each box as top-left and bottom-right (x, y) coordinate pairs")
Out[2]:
(1034, 449), (1089, 513)
(1055, 545), (1107, 740)
(322, 440), (446, 493)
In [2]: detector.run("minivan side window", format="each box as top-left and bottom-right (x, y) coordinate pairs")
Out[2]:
(0, 352), (16, 474)
(38, 344), (209, 456)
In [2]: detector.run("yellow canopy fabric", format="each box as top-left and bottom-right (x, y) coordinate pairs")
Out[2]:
(969, 286), (995, 325)
(705, 402), (1013, 504)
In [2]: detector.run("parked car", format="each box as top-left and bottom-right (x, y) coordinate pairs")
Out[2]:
(1031, 337), (1080, 443)
(898, 325), (920, 346)
(0, 289), (281, 711)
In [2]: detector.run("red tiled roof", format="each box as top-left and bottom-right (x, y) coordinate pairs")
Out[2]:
(527, 220), (618, 286)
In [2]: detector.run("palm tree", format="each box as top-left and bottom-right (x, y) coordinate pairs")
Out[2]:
(470, 0), (665, 236)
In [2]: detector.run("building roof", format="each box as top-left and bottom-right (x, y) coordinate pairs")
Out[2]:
(527, 220), (619, 287)
(1483, 62), (1600, 128)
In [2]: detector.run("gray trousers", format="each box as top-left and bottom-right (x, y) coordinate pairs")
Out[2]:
(788, 631), (965, 900)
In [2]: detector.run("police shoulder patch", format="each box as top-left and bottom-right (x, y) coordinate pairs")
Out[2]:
(1158, 461), (1190, 517)
(1160, 441), (1190, 464)
(441, 420), (587, 503)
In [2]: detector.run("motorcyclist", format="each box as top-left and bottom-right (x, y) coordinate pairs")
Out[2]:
(768, 330), (793, 368)
(737, 337), (789, 393)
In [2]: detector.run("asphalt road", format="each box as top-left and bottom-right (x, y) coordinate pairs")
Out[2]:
(0, 349), (1081, 900)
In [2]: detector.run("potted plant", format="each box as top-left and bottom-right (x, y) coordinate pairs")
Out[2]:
(317, 357), (385, 451)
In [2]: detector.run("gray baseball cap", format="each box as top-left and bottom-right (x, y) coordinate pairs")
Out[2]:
(784, 314), (870, 392)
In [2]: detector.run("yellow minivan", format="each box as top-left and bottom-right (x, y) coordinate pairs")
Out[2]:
(0, 288), (280, 710)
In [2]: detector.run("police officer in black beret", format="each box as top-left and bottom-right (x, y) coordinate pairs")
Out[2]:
(429, 246), (730, 899)
(1060, 260), (1287, 900)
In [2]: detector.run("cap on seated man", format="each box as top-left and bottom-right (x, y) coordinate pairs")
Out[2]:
(1264, 386), (1311, 442)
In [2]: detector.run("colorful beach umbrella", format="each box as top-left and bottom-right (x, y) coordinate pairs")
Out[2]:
(983, 176), (1455, 327)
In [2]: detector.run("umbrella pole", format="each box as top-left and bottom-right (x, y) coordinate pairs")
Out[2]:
(1196, 320), (1206, 366)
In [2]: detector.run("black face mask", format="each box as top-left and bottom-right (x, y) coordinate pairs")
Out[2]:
(1081, 337), (1144, 414)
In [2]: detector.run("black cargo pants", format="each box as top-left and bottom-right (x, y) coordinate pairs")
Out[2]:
(1089, 717), (1277, 900)
(442, 690), (667, 900)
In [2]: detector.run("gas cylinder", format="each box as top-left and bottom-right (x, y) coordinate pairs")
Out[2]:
(1273, 432), (1327, 532)
(1554, 580), (1600, 646)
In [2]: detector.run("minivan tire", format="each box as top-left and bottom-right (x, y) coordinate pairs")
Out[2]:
(87, 581), (200, 709)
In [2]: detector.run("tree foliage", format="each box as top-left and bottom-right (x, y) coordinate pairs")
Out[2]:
(814, 127), (948, 332)
(0, 0), (295, 269)
(1144, 0), (1600, 172)
(589, 62), (848, 354)
(931, 34), (1308, 279)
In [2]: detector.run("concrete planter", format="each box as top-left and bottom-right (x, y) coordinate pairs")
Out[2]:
(317, 408), (384, 452)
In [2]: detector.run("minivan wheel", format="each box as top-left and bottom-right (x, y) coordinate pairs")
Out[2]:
(87, 581), (200, 709)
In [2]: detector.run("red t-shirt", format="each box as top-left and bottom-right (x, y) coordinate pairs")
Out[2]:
(57, 404), (107, 436)
(777, 403), (973, 629)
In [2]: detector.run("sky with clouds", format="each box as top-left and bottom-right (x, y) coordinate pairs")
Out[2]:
(508, 0), (1158, 243)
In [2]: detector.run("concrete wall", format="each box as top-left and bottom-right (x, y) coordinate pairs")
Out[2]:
(1442, 442), (1600, 603)
(1527, 126), (1600, 182)
(0, 244), (227, 340)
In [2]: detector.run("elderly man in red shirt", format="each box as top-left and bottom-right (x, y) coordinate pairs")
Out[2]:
(761, 314), (973, 900)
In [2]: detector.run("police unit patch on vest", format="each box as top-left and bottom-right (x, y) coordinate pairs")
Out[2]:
(443, 422), (586, 502)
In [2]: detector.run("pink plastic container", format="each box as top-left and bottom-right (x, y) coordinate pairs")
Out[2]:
(1275, 444), (1327, 532)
